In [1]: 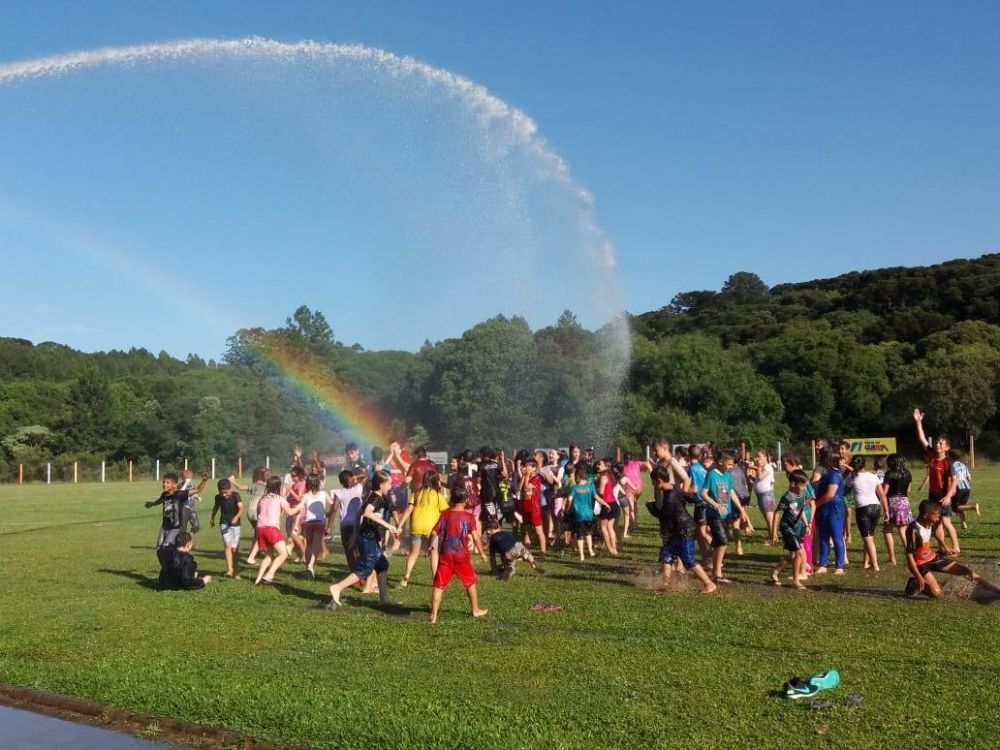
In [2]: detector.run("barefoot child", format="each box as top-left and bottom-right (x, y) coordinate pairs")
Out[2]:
(769, 470), (813, 589)
(326, 471), (400, 609)
(913, 408), (961, 553)
(254, 476), (304, 585)
(905, 500), (986, 598)
(300, 473), (331, 579)
(396, 470), (449, 588)
(948, 449), (980, 529)
(567, 466), (598, 560)
(700, 452), (748, 584)
(428, 488), (489, 624)
(486, 520), (542, 580)
(647, 466), (717, 594)
(210, 478), (244, 578)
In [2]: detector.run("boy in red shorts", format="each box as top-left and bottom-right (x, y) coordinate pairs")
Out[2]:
(519, 458), (547, 556)
(429, 488), (489, 624)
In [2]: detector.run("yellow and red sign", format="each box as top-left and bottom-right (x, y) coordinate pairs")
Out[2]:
(844, 437), (897, 456)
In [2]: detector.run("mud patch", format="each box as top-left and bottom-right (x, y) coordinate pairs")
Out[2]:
(0, 683), (298, 749)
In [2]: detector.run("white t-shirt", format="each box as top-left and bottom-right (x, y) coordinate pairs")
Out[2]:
(754, 463), (774, 495)
(853, 471), (881, 508)
(302, 490), (330, 524)
(332, 485), (364, 527)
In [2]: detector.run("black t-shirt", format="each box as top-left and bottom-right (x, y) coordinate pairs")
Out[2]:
(648, 488), (698, 538)
(479, 460), (502, 502)
(359, 493), (388, 539)
(884, 467), (912, 497)
(213, 492), (243, 525)
(157, 546), (204, 590)
(489, 530), (517, 556)
(156, 490), (191, 530)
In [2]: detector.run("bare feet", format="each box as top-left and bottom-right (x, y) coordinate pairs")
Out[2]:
(330, 588), (342, 608)
(815, 567), (828, 575)
(701, 583), (718, 594)
(472, 608), (489, 619)
(770, 576), (782, 587)
(833, 568), (845, 576)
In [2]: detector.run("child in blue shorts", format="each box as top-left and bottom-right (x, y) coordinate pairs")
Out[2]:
(648, 466), (717, 594)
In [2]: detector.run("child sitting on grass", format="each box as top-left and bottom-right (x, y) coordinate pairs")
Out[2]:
(769, 470), (814, 589)
(647, 466), (717, 594)
(485, 520), (542, 580)
(905, 499), (987, 599)
(157, 532), (212, 590)
(429, 488), (489, 624)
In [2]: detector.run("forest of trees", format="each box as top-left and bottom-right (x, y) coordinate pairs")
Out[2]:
(2, 254), (998, 480)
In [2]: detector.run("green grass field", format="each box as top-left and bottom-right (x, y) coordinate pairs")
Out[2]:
(1, 474), (999, 749)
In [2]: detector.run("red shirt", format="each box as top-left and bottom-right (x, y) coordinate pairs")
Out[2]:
(924, 447), (952, 498)
(432, 509), (475, 557)
(407, 458), (437, 492)
(450, 471), (481, 509)
(521, 475), (542, 514)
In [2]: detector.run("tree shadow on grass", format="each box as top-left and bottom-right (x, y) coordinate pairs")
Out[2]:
(97, 568), (160, 590)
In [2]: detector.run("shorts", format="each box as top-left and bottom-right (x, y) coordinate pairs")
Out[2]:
(220, 523), (241, 548)
(930, 492), (953, 518)
(781, 527), (804, 552)
(573, 519), (594, 537)
(598, 502), (620, 521)
(917, 554), (954, 577)
(693, 504), (707, 526)
(855, 504), (881, 538)
(706, 515), (728, 548)
(756, 491), (775, 515)
(955, 488), (971, 508)
(256, 525), (284, 549)
(433, 552), (478, 589)
(301, 520), (325, 537)
(156, 526), (181, 548)
(354, 535), (389, 579)
(886, 496), (914, 527)
(503, 543), (534, 567)
(658, 535), (698, 569)
(523, 506), (543, 527)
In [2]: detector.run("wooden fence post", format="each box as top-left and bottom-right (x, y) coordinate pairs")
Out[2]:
(73, 461), (78, 483)
(184, 458), (189, 471)
(811, 440), (817, 469)
(238, 456), (243, 479)
(128, 460), (134, 482)
(18, 463), (23, 484)
(970, 433), (976, 469)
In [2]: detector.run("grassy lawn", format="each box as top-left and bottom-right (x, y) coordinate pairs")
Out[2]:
(1, 472), (999, 749)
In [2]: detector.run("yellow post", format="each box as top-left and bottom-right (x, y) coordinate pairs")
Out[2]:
(970, 434), (976, 469)
(128, 460), (134, 482)
(811, 440), (817, 469)
(184, 458), (189, 471)
(73, 461), (78, 483)
(238, 456), (243, 479)
(18, 463), (23, 485)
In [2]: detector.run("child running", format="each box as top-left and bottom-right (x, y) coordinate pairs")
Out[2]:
(567, 466), (598, 560)
(396, 470), (449, 588)
(209, 478), (244, 578)
(594, 458), (620, 556)
(253, 476), (304, 585)
(647, 466), (717, 594)
(948, 449), (980, 529)
(326, 471), (400, 609)
(428, 488), (489, 624)
(299, 473), (330, 579)
(700, 452), (748, 584)
(769, 470), (813, 589)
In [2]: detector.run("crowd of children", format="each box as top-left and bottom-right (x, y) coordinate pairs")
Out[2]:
(147, 409), (992, 610)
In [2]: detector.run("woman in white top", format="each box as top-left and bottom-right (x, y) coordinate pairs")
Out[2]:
(752, 451), (776, 545)
(850, 456), (888, 572)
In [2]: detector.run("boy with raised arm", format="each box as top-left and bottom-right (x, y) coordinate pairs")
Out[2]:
(913, 408), (960, 553)
(146, 471), (209, 548)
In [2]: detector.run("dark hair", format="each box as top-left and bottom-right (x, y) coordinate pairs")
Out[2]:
(886, 453), (906, 472)
(371, 470), (391, 491)
(782, 453), (800, 468)
(164, 472), (179, 483)
(414, 445), (427, 458)
(873, 457), (885, 471)
(217, 478), (231, 491)
(788, 469), (809, 486)
(338, 469), (353, 488)
(688, 444), (701, 460)
(290, 465), (305, 479)
(265, 476), (283, 494)
(450, 487), (468, 505)
(485, 519), (500, 532)
(345, 442), (359, 452)
(175, 531), (193, 548)
(526, 458), (538, 468)
(575, 467), (588, 482)
(423, 471), (441, 492)
(462, 449), (475, 463)
(850, 456), (866, 472)
(824, 450), (841, 470)
(947, 448), (965, 462)
(252, 466), (266, 482)
(650, 466), (672, 485)
(919, 499), (942, 516)
(306, 474), (321, 493)
(371, 446), (384, 463)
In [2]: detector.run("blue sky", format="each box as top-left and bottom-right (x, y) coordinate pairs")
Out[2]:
(1, 1), (998, 358)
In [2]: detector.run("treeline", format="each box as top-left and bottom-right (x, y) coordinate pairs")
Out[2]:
(2, 254), (1000, 479)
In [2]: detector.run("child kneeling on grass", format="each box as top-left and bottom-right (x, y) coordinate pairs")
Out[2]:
(429, 488), (489, 624)
(769, 470), (814, 589)
(486, 520), (542, 580)
(157, 532), (212, 590)
(647, 466), (717, 594)
(905, 499), (989, 599)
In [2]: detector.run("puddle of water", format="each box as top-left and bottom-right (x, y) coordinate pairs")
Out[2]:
(0, 705), (178, 749)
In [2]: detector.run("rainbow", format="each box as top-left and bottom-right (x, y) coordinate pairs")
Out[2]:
(250, 334), (391, 453)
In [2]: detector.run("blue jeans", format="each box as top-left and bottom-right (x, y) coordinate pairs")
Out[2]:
(816, 500), (846, 569)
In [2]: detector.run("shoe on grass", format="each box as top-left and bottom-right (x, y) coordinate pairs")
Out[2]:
(808, 670), (840, 691)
